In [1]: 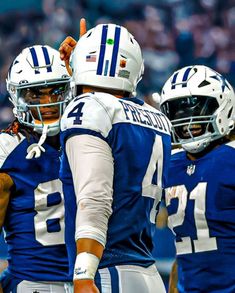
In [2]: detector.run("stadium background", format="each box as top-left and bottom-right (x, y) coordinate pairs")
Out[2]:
(0, 0), (234, 289)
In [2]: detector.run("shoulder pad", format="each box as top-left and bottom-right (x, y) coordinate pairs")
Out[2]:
(61, 93), (114, 137)
(0, 133), (25, 168)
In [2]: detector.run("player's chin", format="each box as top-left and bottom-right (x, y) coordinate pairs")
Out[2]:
(40, 110), (60, 119)
(41, 114), (60, 120)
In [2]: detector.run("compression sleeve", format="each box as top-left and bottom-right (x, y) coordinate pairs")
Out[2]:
(66, 134), (114, 247)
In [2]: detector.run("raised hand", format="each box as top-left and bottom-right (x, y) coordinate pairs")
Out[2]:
(59, 18), (87, 75)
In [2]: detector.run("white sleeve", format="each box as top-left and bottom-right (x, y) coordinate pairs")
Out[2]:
(0, 133), (25, 168)
(66, 134), (114, 247)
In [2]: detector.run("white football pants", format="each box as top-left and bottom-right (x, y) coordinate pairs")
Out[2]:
(12, 281), (73, 293)
(96, 264), (166, 293)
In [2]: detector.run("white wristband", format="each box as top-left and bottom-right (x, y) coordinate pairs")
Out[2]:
(73, 252), (100, 280)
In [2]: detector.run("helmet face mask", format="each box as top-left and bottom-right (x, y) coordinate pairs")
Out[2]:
(7, 45), (71, 135)
(160, 65), (235, 153)
(70, 23), (144, 95)
(162, 95), (218, 140)
(17, 83), (68, 132)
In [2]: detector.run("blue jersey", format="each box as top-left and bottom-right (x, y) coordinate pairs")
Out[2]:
(60, 92), (171, 276)
(165, 142), (235, 292)
(0, 132), (71, 288)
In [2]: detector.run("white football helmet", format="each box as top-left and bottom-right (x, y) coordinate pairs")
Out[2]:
(70, 23), (144, 95)
(160, 65), (235, 153)
(7, 45), (71, 136)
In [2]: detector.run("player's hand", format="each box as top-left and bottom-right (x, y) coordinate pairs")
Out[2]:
(59, 18), (87, 75)
(74, 279), (100, 293)
(59, 36), (77, 62)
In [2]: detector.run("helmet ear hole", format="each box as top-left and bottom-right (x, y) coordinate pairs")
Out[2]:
(86, 32), (92, 38)
(227, 107), (233, 119)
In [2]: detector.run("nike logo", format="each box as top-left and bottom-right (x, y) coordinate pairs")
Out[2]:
(74, 268), (87, 275)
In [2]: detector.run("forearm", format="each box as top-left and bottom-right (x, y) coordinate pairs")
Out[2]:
(0, 173), (13, 228)
(168, 260), (178, 293)
(0, 173), (11, 293)
(77, 238), (104, 259)
(66, 135), (114, 280)
(75, 198), (112, 247)
(0, 259), (8, 293)
(73, 238), (104, 282)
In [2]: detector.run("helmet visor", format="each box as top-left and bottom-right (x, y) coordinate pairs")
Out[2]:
(161, 96), (219, 141)
(17, 83), (69, 127)
(20, 83), (68, 106)
(161, 96), (219, 120)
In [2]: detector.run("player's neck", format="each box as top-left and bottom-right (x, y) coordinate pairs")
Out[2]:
(45, 134), (60, 150)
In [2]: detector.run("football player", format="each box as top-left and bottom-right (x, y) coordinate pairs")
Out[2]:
(0, 45), (72, 293)
(59, 23), (172, 293)
(160, 65), (235, 292)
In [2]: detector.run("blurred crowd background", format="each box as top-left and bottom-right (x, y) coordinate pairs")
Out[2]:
(0, 0), (235, 128)
(0, 0), (235, 287)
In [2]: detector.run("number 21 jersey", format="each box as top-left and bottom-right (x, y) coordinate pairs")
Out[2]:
(165, 141), (235, 292)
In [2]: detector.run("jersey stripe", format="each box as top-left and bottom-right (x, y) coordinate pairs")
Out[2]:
(108, 266), (120, 293)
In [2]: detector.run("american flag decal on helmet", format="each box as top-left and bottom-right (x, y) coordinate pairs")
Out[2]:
(86, 55), (97, 62)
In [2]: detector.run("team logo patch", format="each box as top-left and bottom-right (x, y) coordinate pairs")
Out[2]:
(186, 164), (196, 176)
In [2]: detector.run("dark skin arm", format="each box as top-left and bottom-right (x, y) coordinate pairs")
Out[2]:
(0, 173), (13, 228)
(168, 260), (179, 293)
(0, 173), (13, 293)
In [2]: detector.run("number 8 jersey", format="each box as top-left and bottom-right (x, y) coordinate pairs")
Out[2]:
(165, 141), (235, 293)
(0, 132), (71, 287)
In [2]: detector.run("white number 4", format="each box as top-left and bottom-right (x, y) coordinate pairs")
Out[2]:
(142, 135), (163, 224)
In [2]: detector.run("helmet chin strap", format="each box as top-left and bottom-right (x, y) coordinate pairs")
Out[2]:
(26, 124), (49, 159)
(182, 135), (211, 154)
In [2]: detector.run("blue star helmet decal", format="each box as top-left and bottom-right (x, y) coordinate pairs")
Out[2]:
(210, 73), (231, 92)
